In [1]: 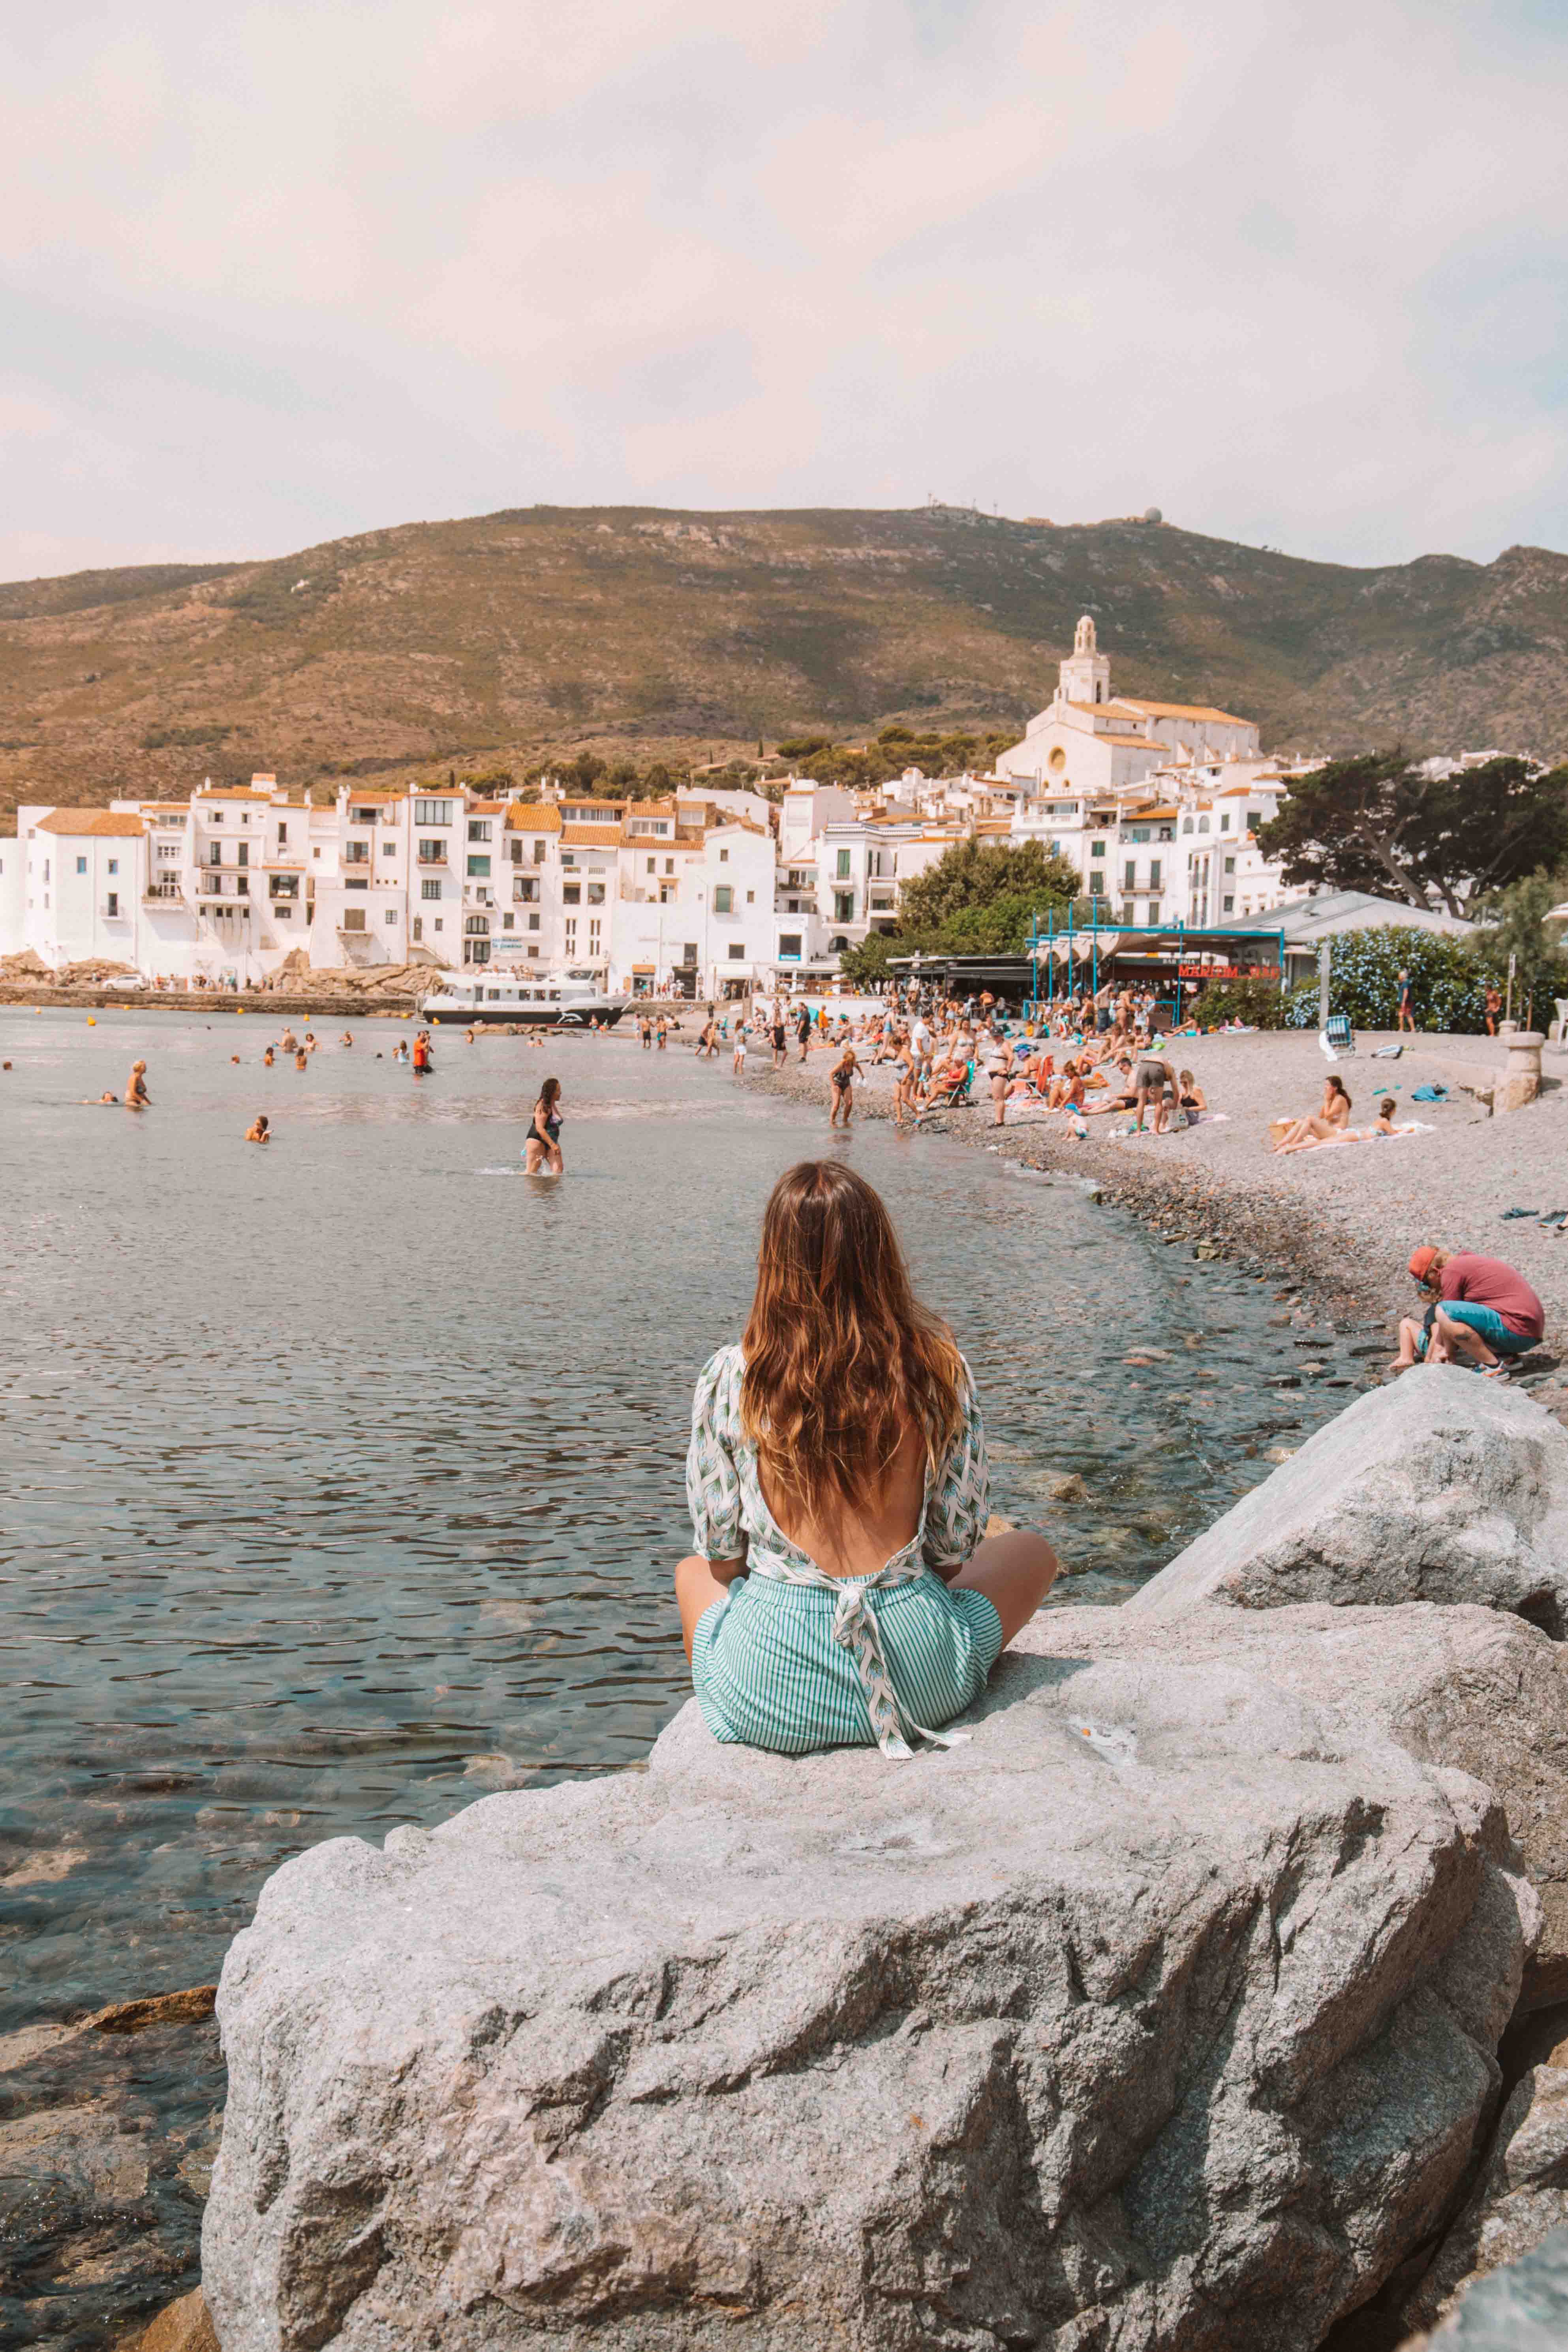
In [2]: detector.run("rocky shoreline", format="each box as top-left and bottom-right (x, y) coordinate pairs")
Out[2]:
(735, 1045), (1403, 1330)
(199, 1369), (1568, 2352)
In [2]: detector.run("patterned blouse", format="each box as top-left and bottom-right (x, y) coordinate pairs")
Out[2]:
(686, 1342), (990, 1574)
(685, 1343), (992, 1756)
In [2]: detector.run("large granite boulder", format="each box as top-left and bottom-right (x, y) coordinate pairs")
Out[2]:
(1125, 1368), (1568, 1633)
(205, 1624), (1537, 2352)
(1017, 1603), (1568, 2012)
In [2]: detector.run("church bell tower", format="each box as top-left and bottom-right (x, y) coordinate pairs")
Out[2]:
(1057, 614), (1111, 707)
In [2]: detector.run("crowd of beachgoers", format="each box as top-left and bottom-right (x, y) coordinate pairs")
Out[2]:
(684, 982), (1428, 1158)
(680, 986), (1555, 1396)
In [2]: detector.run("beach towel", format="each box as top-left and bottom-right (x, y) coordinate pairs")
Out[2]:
(1411, 1084), (1448, 1102)
(1314, 1121), (1435, 1150)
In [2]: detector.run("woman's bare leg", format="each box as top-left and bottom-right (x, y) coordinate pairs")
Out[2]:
(950, 1527), (1058, 1646)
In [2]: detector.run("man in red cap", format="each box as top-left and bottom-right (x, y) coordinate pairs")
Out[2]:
(1390, 1244), (1545, 1376)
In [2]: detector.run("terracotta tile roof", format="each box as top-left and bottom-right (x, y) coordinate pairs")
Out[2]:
(1097, 734), (1168, 750)
(36, 808), (146, 837)
(1065, 699), (1147, 720)
(1119, 699), (1253, 725)
(468, 799), (505, 815)
(560, 824), (623, 847)
(504, 803), (562, 833)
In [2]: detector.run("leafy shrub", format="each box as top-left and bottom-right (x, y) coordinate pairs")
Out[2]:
(1280, 928), (1489, 1033)
(1187, 973), (1292, 1029)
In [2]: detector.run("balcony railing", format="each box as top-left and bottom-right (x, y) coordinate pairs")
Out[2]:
(143, 883), (183, 902)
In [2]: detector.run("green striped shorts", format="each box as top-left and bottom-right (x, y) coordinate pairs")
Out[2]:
(692, 1571), (1004, 1755)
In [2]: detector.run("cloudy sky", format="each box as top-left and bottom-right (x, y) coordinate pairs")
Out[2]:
(2, 0), (1565, 580)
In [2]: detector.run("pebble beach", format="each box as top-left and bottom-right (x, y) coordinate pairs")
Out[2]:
(730, 1022), (1568, 1425)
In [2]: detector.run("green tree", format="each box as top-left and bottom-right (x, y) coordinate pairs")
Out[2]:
(1257, 754), (1568, 916)
(897, 838), (1081, 938)
(1470, 868), (1568, 1025)
(1411, 762), (1568, 915)
(838, 931), (901, 988)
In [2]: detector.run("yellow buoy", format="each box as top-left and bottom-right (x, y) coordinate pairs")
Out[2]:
(87, 1016), (96, 1026)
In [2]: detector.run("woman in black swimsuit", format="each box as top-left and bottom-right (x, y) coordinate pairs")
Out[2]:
(525, 1076), (565, 1175)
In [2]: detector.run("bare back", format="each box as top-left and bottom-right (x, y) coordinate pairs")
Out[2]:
(757, 1419), (927, 1580)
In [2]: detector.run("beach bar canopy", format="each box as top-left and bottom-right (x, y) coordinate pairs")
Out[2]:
(889, 922), (1288, 1008)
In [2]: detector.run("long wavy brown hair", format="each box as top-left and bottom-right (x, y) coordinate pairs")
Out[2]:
(741, 1161), (965, 1523)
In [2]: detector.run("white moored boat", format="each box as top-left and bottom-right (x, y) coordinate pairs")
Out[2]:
(420, 968), (629, 1029)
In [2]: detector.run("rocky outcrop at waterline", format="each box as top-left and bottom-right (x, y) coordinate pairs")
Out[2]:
(1126, 1366), (1568, 1634)
(198, 1372), (1568, 2350)
(206, 1655), (1533, 2352)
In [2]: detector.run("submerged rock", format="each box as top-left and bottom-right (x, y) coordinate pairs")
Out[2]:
(205, 1630), (1535, 2352)
(1127, 1367), (1568, 1632)
(131, 2287), (221, 2352)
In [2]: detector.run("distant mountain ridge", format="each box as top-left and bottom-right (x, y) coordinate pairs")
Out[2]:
(1, 505), (1565, 817)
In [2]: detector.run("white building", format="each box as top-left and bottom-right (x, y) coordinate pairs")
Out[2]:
(995, 614), (1261, 797)
(14, 807), (149, 970)
(0, 635), (1327, 993)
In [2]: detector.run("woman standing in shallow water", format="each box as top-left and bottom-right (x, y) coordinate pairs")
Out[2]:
(674, 1161), (1057, 1757)
(524, 1076), (564, 1175)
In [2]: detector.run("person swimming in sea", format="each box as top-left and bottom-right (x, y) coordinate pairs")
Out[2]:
(125, 1060), (151, 1110)
(294, 1048), (308, 1071)
(263, 1046), (276, 1067)
(246, 1114), (271, 1144)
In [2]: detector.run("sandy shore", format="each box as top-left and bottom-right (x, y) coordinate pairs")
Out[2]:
(718, 1026), (1568, 1423)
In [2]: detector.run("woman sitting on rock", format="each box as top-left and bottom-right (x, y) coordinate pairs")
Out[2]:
(675, 1161), (1057, 1756)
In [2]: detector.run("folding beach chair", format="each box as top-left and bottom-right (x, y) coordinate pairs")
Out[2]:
(1318, 1014), (1356, 1062)
(916, 1064), (973, 1121)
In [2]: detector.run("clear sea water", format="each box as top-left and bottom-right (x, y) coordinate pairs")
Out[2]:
(0, 1007), (1350, 2344)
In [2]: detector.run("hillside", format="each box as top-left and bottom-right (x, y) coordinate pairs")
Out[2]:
(2, 505), (1566, 817)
